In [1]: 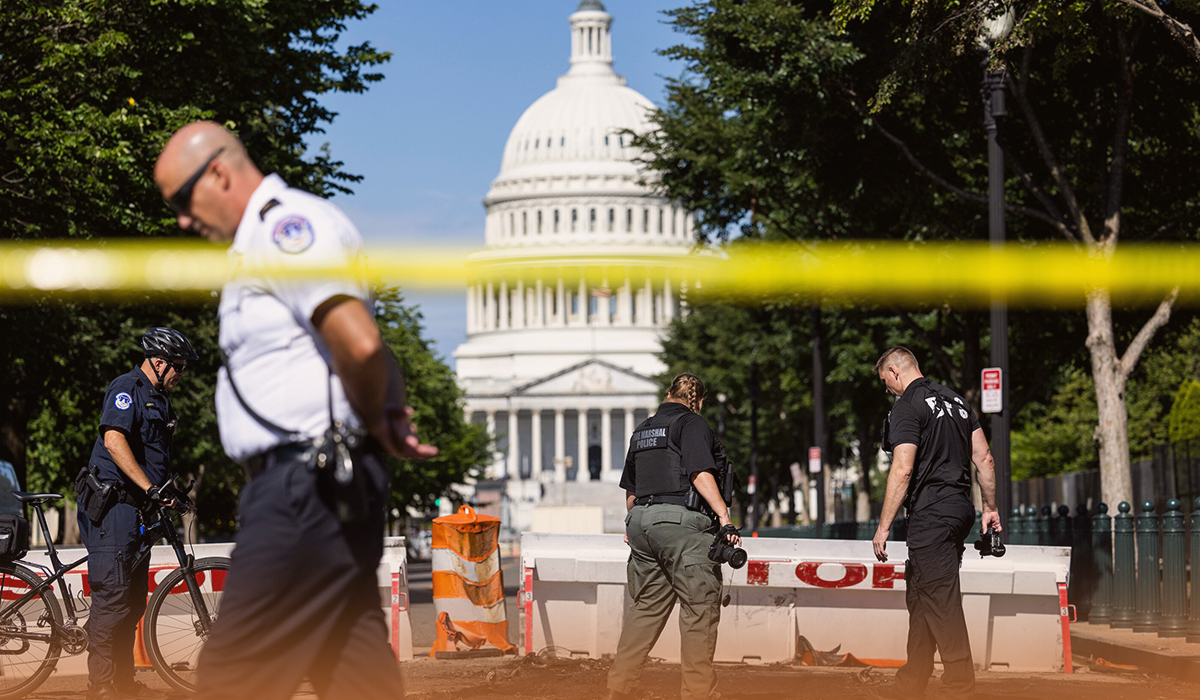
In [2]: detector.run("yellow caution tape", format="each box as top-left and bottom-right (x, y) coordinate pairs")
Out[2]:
(0, 240), (1194, 307)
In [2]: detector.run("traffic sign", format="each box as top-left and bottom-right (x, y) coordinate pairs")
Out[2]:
(808, 447), (822, 474)
(982, 368), (1003, 413)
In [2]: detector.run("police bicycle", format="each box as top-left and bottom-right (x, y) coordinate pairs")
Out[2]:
(0, 482), (229, 697)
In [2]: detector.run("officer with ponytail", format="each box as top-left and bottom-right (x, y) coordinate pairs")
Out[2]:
(606, 373), (739, 700)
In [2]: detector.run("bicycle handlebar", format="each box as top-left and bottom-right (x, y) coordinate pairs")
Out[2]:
(147, 476), (195, 516)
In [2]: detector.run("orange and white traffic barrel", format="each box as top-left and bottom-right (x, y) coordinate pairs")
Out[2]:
(429, 505), (515, 656)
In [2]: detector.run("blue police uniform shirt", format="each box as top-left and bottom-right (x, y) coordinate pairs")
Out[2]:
(88, 366), (176, 489)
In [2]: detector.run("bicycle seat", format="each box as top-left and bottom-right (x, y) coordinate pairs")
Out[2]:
(12, 491), (63, 505)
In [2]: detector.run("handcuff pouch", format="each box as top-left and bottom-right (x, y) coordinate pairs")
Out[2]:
(310, 423), (371, 524)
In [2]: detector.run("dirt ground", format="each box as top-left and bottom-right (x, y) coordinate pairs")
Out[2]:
(21, 653), (1193, 700)
(396, 654), (1193, 700)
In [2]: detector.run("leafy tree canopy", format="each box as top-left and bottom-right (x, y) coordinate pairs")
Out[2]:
(642, 0), (1200, 513)
(375, 288), (491, 513)
(2, 1), (485, 536)
(1168, 381), (1200, 444)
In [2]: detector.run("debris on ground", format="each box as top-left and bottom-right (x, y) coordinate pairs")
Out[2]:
(792, 636), (905, 668)
(1089, 658), (1140, 673)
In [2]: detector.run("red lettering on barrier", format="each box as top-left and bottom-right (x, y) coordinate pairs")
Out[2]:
(872, 563), (904, 589)
(794, 562), (868, 588)
(154, 567), (226, 595)
(746, 561), (770, 586)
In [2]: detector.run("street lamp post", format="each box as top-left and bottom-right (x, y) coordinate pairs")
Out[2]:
(749, 361), (760, 531)
(981, 11), (1014, 537)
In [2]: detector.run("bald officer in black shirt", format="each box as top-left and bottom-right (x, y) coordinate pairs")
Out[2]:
(871, 346), (1000, 700)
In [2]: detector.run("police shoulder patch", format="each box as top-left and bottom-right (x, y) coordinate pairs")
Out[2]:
(272, 215), (316, 254)
(114, 392), (133, 411)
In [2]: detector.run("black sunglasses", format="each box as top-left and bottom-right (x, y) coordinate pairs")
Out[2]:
(167, 147), (225, 215)
(169, 361), (188, 374)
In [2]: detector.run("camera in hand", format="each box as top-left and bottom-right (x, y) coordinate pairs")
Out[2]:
(972, 526), (1006, 558)
(708, 524), (747, 569)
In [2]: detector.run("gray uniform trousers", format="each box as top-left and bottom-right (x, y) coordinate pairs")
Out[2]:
(607, 504), (722, 700)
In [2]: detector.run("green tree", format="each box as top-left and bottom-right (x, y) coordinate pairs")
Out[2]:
(635, 0), (1087, 522)
(832, 0), (1200, 508)
(1011, 315), (1200, 476)
(0, 2), (483, 535)
(1168, 381), (1200, 443)
(1, 0), (389, 497)
(374, 288), (490, 514)
(1010, 368), (1098, 479)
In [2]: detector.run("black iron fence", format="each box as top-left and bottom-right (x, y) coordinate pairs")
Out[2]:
(1011, 437), (1200, 513)
(1011, 498), (1200, 640)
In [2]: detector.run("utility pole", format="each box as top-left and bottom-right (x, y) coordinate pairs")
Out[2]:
(749, 360), (760, 531)
(981, 15), (1014, 537)
(811, 307), (826, 527)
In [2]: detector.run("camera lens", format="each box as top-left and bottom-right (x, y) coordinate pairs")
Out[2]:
(728, 547), (748, 569)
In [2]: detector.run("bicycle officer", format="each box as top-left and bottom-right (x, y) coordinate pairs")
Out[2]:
(607, 372), (740, 700)
(76, 327), (197, 700)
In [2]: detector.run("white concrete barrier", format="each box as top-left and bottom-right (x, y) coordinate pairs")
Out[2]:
(12, 535), (414, 674)
(381, 536), (414, 661)
(519, 533), (1071, 672)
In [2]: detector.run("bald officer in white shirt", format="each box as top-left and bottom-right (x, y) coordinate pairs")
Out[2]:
(155, 121), (437, 700)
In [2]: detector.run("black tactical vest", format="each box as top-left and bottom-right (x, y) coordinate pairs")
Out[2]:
(628, 411), (690, 498)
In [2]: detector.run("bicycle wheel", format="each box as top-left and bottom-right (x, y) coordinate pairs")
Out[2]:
(0, 564), (62, 700)
(143, 557), (230, 694)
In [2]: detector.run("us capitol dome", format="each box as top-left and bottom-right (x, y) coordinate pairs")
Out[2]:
(454, 1), (695, 532)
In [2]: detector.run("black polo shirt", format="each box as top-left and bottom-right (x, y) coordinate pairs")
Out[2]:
(886, 377), (978, 542)
(618, 402), (717, 497)
(88, 366), (176, 489)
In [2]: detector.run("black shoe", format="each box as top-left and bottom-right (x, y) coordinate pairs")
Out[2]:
(85, 684), (119, 700)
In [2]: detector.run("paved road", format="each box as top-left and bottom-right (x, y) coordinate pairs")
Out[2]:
(406, 555), (522, 653)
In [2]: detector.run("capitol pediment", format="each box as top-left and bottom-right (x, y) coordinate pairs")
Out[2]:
(513, 359), (658, 397)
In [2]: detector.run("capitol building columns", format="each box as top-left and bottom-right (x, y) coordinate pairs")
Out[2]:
(475, 404), (657, 485)
(463, 274), (686, 331)
(454, 1), (694, 533)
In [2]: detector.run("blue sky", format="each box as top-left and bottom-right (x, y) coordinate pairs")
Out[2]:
(304, 1), (687, 366)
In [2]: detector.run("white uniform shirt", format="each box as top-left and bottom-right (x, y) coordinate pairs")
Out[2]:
(216, 174), (371, 462)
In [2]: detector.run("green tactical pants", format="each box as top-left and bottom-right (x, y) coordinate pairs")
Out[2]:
(606, 504), (722, 700)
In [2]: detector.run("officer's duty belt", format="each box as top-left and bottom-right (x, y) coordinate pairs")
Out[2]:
(114, 488), (143, 508)
(633, 493), (716, 518)
(243, 437), (383, 481)
(243, 440), (319, 481)
(633, 494), (690, 507)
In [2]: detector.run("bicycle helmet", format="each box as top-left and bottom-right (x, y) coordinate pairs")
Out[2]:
(141, 327), (199, 361)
